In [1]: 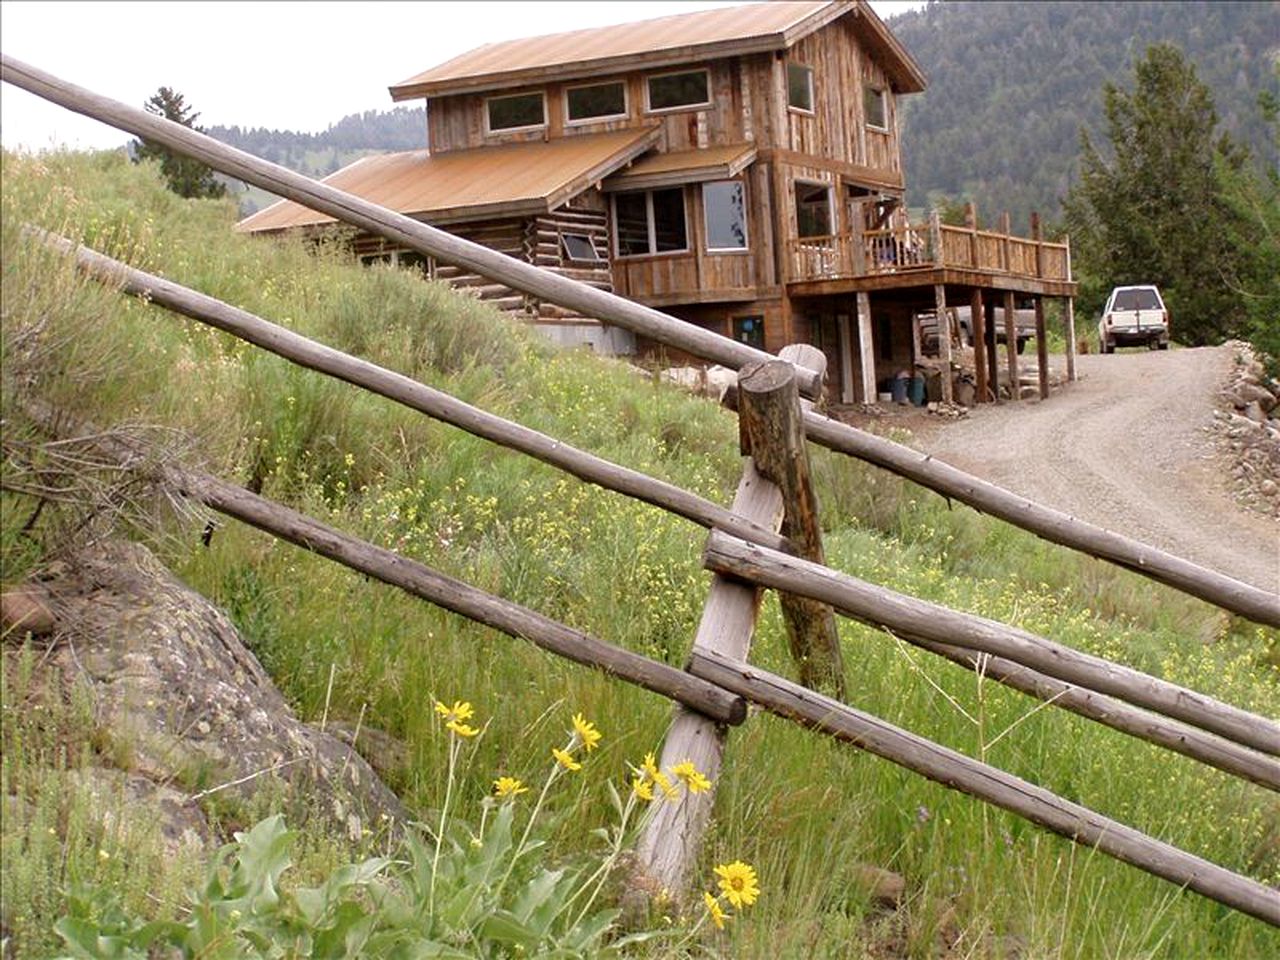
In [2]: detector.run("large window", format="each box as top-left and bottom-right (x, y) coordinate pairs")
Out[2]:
(795, 181), (832, 238)
(864, 86), (887, 130)
(566, 81), (627, 123)
(613, 188), (687, 257)
(646, 70), (710, 112)
(703, 180), (748, 251)
(486, 92), (545, 132)
(787, 63), (814, 113)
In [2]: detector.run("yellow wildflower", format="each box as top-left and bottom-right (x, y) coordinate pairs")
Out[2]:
(653, 769), (679, 801)
(714, 861), (760, 908)
(571, 713), (602, 752)
(434, 700), (474, 724)
(446, 720), (480, 738)
(552, 747), (582, 771)
(671, 760), (712, 794)
(703, 891), (729, 929)
(631, 775), (655, 802)
(642, 752), (660, 777)
(493, 776), (528, 798)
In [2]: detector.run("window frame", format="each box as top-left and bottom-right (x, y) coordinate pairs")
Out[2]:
(702, 179), (750, 253)
(484, 91), (547, 135)
(864, 85), (889, 132)
(786, 62), (815, 115)
(794, 179), (834, 239)
(611, 187), (690, 259)
(564, 80), (629, 126)
(560, 232), (605, 263)
(644, 68), (712, 114)
(732, 315), (765, 350)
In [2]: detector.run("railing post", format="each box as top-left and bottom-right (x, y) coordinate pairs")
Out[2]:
(964, 201), (978, 269)
(928, 208), (943, 268)
(999, 211), (1012, 273)
(1031, 210), (1044, 279)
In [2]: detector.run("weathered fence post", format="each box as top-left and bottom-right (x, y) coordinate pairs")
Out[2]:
(1031, 213), (1050, 399)
(635, 345), (842, 899)
(1003, 290), (1020, 401)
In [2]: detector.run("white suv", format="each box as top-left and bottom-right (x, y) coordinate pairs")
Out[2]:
(1098, 285), (1170, 353)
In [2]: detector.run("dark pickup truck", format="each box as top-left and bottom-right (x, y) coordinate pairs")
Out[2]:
(917, 305), (1036, 357)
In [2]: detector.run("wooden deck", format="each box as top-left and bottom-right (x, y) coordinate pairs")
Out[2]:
(785, 218), (1075, 298)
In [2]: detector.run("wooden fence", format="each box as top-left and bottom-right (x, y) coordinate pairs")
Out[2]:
(6, 54), (1279, 927)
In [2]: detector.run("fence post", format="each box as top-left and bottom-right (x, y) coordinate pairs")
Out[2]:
(634, 346), (841, 900)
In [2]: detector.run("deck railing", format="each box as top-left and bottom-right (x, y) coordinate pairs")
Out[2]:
(786, 214), (1072, 284)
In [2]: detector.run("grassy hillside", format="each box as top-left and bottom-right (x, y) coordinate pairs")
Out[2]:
(2, 152), (1278, 957)
(890, 0), (1278, 230)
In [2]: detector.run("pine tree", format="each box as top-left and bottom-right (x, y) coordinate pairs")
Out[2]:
(131, 87), (226, 200)
(1063, 44), (1252, 345)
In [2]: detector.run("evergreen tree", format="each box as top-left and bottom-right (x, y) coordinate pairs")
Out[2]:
(1063, 43), (1252, 345)
(132, 87), (226, 200)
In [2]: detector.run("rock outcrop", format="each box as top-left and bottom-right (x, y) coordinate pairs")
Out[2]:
(1210, 343), (1280, 519)
(3, 541), (408, 850)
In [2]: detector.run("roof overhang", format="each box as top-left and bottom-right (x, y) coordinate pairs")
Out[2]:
(603, 143), (758, 192)
(236, 127), (661, 234)
(388, 1), (912, 102)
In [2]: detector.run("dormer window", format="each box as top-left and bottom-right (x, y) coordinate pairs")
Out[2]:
(646, 70), (710, 112)
(486, 92), (546, 133)
(787, 63), (814, 113)
(566, 81), (627, 124)
(864, 86), (888, 131)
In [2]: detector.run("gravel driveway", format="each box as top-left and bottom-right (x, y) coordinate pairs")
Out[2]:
(910, 346), (1279, 595)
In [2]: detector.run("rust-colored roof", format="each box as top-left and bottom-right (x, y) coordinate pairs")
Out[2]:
(236, 128), (660, 234)
(604, 143), (757, 192)
(391, 1), (924, 100)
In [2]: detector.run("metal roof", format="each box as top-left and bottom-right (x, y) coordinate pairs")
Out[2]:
(603, 143), (757, 192)
(236, 128), (660, 234)
(390, 1), (924, 100)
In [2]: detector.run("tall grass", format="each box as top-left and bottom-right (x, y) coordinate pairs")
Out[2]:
(2, 151), (1277, 957)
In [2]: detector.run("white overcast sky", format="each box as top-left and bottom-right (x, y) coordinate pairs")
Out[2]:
(0, 1), (922, 151)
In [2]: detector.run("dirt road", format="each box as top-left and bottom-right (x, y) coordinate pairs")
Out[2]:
(910, 346), (1279, 595)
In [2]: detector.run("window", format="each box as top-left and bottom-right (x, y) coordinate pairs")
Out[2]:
(646, 70), (710, 112)
(566, 81), (627, 123)
(794, 181), (832, 238)
(733, 315), (764, 349)
(787, 63), (814, 113)
(486, 92), (545, 132)
(864, 86), (887, 130)
(561, 233), (604, 262)
(703, 180), (748, 250)
(613, 188), (688, 257)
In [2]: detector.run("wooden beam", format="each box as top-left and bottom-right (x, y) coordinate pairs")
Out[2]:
(913, 637), (1280, 791)
(1035, 296), (1049, 400)
(837, 311), (855, 404)
(701, 530), (1280, 755)
(739, 356), (845, 698)
(1003, 290), (1020, 401)
(1064, 237), (1078, 382)
(0, 54), (825, 398)
(971, 288), (987, 403)
(634, 461), (785, 896)
(934, 282), (953, 403)
(688, 648), (1280, 927)
(857, 291), (876, 403)
(32, 228), (792, 555)
(797, 411), (1280, 627)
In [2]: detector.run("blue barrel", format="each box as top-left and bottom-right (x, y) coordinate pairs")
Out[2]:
(909, 376), (926, 406)
(891, 373), (909, 404)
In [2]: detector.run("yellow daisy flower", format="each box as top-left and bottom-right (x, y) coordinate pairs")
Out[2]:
(671, 760), (712, 794)
(493, 776), (528, 798)
(447, 719), (480, 738)
(703, 891), (729, 929)
(642, 752), (660, 777)
(631, 775), (655, 802)
(714, 861), (760, 908)
(571, 712), (602, 752)
(552, 746), (582, 771)
(434, 700), (474, 724)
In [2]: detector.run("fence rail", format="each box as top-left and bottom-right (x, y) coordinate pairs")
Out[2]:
(8, 53), (1279, 928)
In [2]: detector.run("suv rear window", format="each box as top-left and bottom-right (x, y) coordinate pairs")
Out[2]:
(1111, 289), (1161, 311)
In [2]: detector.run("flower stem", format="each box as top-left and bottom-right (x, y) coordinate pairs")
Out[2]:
(428, 734), (459, 917)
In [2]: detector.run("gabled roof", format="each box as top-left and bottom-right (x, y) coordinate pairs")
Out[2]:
(236, 128), (660, 234)
(390, 0), (925, 101)
(603, 143), (757, 192)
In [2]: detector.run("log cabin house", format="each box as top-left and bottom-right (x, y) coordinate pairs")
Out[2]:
(238, 0), (1076, 404)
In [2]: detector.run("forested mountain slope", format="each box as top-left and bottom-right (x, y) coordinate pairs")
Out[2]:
(889, 0), (1278, 229)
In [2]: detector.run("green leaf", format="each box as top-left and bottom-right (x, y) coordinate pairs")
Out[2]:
(477, 910), (539, 948)
(564, 908), (620, 950)
(511, 867), (565, 924)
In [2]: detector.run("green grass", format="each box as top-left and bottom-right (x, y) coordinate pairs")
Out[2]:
(2, 150), (1278, 957)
